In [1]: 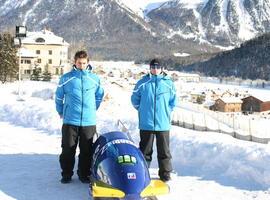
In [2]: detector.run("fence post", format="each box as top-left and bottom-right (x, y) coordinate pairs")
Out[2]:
(217, 112), (220, 133)
(204, 113), (207, 131)
(233, 114), (236, 138)
(214, 112), (220, 133)
(182, 112), (185, 128)
(177, 112), (181, 127)
(192, 113), (195, 130)
(249, 118), (252, 141)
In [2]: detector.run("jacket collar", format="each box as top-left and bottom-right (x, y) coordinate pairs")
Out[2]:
(72, 65), (92, 74)
(148, 71), (168, 80)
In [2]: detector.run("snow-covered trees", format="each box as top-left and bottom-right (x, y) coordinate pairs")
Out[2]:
(0, 33), (17, 83)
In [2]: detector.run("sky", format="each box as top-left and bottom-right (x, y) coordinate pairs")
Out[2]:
(0, 62), (270, 200)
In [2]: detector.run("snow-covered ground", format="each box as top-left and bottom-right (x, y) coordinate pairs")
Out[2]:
(0, 78), (270, 200)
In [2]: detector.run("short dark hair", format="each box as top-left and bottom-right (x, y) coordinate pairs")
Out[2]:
(74, 50), (89, 62)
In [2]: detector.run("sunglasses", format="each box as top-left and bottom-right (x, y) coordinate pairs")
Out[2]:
(150, 64), (161, 69)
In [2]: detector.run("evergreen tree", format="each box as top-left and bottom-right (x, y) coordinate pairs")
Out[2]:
(0, 33), (17, 83)
(31, 67), (41, 81)
(42, 64), (52, 81)
(42, 71), (52, 81)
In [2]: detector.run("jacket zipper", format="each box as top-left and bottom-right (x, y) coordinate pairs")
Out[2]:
(154, 76), (157, 131)
(80, 72), (83, 126)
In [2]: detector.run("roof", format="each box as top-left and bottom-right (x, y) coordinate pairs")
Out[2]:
(244, 94), (270, 102)
(204, 100), (215, 107)
(218, 97), (243, 104)
(21, 30), (69, 46)
(17, 48), (37, 58)
(190, 90), (205, 95)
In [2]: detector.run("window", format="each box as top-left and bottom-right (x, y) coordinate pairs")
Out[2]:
(24, 70), (31, 74)
(36, 50), (40, 54)
(35, 38), (45, 43)
(49, 50), (52, 55)
(37, 59), (41, 63)
(25, 60), (31, 64)
(55, 68), (59, 75)
(48, 59), (52, 64)
(21, 60), (24, 64)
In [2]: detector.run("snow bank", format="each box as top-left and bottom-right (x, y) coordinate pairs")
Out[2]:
(0, 80), (270, 193)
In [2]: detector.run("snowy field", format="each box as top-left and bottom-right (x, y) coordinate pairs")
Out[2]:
(0, 78), (270, 200)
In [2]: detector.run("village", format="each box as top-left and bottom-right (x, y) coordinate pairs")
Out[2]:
(14, 28), (270, 144)
(16, 28), (270, 115)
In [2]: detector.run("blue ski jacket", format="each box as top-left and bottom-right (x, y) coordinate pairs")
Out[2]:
(55, 67), (104, 126)
(131, 73), (177, 131)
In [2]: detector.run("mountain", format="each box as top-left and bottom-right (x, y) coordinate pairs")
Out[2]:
(116, 0), (169, 17)
(183, 33), (270, 80)
(0, 0), (270, 60)
(0, 0), (217, 60)
(146, 0), (270, 46)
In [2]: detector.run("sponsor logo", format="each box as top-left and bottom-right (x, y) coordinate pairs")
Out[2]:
(127, 173), (136, 180)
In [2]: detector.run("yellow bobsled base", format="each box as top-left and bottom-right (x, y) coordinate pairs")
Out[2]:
(140, 179), (170, 197)
(92, 181), (125, 198)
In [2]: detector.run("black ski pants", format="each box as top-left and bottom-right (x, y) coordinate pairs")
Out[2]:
(139, 130), (172, 178)
(59, 124), (96, 178)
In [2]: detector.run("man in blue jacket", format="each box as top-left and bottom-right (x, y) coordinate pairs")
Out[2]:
(55, 50), (104, 184)
(131, 59), (177, 182)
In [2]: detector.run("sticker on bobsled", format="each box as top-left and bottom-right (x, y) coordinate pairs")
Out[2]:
(127, 173), (136, 180)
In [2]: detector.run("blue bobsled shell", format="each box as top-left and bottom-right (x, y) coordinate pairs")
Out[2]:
(91, 131), (151, 198)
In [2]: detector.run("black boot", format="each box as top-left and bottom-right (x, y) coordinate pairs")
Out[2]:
(159, 172), (171, 182)
(79, 176), (90, 184)
(61, 176), (72, 184)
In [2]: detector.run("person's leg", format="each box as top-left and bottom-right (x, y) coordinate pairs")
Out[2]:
(139, 130), (155, 167)
(77, 125), (96, 183)
(59, 124), (79, 183)
(156, 131), (172, 181)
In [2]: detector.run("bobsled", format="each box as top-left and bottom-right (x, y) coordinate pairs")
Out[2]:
(90, 131), (169, 200)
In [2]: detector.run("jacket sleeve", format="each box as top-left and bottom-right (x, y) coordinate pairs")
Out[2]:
(131, 81), (141, 111)
(169, 81), (177, 111)
(95, 79), (104, 110)
(55, 77), (65, 116)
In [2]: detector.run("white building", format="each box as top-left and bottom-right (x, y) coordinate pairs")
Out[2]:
(168, 71), (201, 82)
(19, 29), (69, 79)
